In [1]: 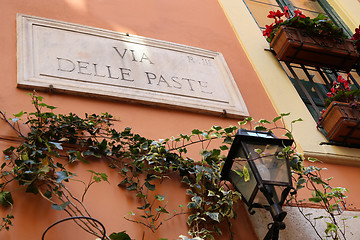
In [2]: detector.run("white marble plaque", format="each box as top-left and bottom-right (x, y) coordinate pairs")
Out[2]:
(17, 14), (248, 117)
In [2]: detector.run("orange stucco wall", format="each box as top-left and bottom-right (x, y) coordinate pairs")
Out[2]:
(303, 158), (360, 211)
(0, 0), (280, 239)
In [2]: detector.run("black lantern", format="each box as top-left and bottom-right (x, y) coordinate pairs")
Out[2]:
(221, 129), (294, 240)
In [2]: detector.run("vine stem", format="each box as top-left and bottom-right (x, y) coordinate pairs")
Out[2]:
(306, 176), (347, 239)
(39, 188), (102, 238)
(124, 216), (158, 232)
(0, 111), (26, 138)
(39, 185), (109, 240)
(293, 194), (323, 239)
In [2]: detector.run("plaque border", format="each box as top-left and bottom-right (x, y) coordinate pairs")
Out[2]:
(17, 14), (249, 118)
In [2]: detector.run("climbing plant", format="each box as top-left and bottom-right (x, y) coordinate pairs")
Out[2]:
(0, 93), (354, 239)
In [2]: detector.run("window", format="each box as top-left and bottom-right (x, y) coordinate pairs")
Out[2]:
(244, 0), (351, 35)
(243, 0), (360, 144)
(281, 63), (360, 121)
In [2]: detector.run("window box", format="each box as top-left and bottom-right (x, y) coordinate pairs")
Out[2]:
(318, 101), (360, 145)
(270, 26), (359, 72)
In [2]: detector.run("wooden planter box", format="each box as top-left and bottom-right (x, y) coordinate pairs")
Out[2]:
(270, 26), (359, 71)
(319, 101), (360, 145)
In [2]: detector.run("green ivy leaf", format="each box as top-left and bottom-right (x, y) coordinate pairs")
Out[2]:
(234, 169), (243, 177)
(219, 145), (229, 150)
(224, 126), (235, 133)
(243, 166), (250, 182)
(291, 118), (303, 124)
(140, 141), (149, 150)
(137, 203), (150, 210)
(207, 190), (215, 197)
(88, 170), (109, 183)
(146, 174), (157, 181)
(0, 191), (13, 207)
(155, 195), (165, 201)
(51, 201), (71, 211)
(310, 176), (327, 185)
(238, 119), (248, 125)
(187, 214), (197, 226)
(272, 116), (281, 122)
(38, 102), (57, 110)
(155, 206), (169, 214)
(13, 110), (24, 118)
(109, 231), (131, 240)
(191, 129), (202, 135)
(308, 197), (322, 203)
(196, 172), (203, 183)
(187, 202), (197, 209)
(206, 212), (221, 222)
(212, 126), (222, 131)
(308, 157), (320, 162)
(49, 141), (63, 150)
(126, 183), (138, 191)
(186, 189), (195, 196)
(3, 146), (15, 155)
(179, 235), (204, 240)
(192, 196), (202, 207)
(44, 190), (52, 199)
(259, 119), (271, 124)
(254, 125), (267, 131)
(283, 132), (292, 139)
(325, 222), (338, 235)
(223, 136), (233, 144)
(25, 183), (39, 194)
(145, 181), (155, 191)
(182, 176), (191, 185)
(56, 171), (74, 183)
(282, 146), (291, 152)
(254, 148), (263, 154)
(214, 225), (222, 236)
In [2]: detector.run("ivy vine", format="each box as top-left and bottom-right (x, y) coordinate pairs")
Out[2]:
(0, 93), (354, 240)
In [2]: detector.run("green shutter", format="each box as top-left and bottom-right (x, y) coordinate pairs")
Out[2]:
(317, 0), (352, 37)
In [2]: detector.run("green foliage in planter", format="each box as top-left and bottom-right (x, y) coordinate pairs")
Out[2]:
(0, 93), (354, 240)
(323, 75), (360, 107)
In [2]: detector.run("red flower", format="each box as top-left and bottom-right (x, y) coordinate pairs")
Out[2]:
(275, 19), (284, 24)
(345, 83), (350, 90)
(351, 25), (360, 42)
(337, 75), (346, 83)
(267, 11), (276, 19)
(326, 92), (333, 97)
(355, 26), (360, 35)
(294, 9), (306, 18)
(283, 6), (290, 18)
(275, 10), (284, 18)
(263, 24), (274, 37)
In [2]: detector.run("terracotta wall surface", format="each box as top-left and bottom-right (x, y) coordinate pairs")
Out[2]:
(0, 0), (279, 239)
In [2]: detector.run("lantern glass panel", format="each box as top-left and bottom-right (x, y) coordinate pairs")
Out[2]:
(253, 185), (286, 206)
(229, 159), (257, 203)
(245, 143), (290, 184)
